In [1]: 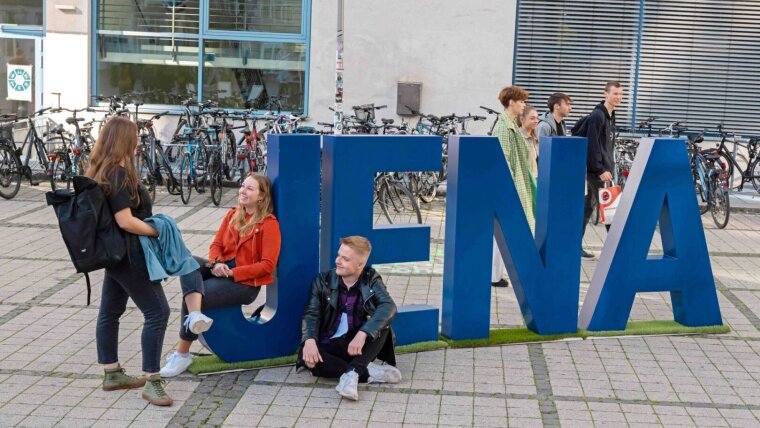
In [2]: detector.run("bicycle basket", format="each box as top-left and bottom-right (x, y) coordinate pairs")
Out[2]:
(353, 104), (375, 123)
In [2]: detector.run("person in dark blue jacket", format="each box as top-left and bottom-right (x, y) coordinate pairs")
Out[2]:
(581, 81), (623, 259)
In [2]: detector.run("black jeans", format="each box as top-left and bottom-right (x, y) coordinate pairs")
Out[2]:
(178, 256), (260, 342)
(300, 328), (389, 382)
(97, 237), (170, 373)
(582, 173), (611, 239)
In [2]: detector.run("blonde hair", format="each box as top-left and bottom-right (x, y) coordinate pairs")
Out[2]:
(518, 105), (538, 139)
(340, 236), (372, 262)
(86, 116), (140, 202)
(231, 173), (274, 236)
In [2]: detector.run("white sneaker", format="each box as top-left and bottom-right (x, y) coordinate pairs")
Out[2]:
(184, 311), (213, 335)
(335, 370), (359, 401)
(159, 352), (193, 378)
(367, 362), (402, 384)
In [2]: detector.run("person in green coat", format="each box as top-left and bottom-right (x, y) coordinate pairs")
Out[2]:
(491, 86), (536, 288)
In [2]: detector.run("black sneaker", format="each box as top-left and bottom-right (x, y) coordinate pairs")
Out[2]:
(581, 249), (595, 259)
(491, 279), (509, 288)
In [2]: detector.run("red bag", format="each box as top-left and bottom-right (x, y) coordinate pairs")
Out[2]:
(598, 184), (622, 225)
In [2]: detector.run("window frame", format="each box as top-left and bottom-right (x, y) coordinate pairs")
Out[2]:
(91, 0), (311, 115)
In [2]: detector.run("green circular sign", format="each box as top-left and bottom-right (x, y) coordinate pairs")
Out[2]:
(8, 68), (31, 92)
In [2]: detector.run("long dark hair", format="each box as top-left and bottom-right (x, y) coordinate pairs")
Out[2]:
(86, 116), (140, 202)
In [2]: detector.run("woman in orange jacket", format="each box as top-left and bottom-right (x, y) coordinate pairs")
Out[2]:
(160, 173), (281, 377)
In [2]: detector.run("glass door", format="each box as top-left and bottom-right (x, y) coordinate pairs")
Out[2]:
(0, 36), (41, 116)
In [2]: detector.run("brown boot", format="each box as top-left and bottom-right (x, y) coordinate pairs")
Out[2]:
(102, 365), (146, 391)
(142, 374), (173, 406)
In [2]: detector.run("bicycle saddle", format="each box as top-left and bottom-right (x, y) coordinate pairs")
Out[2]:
(65, 117), (85, 125)
(381, 118), (394, 125)
(52, 124), (66, 134)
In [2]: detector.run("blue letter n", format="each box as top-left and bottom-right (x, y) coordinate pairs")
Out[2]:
(442, 135), (588, 339)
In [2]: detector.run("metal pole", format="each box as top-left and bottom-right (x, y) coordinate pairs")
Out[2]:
(333, 0), (344, 134)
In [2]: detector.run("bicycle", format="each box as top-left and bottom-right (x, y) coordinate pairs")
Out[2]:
(480, 106), (501, 136)
(46, 107), (96, 190)
(0, 108), (58, 191)
(0, 115), (22, 199)
(373, 172), (422, 225)
(714, 124), (760, 192)
(176, 129), (208, 205)
(233, 112), (267, 183)
(135, 111), (178, 202)
(687, 134), (730, 228)
(613, 124), (639, 188)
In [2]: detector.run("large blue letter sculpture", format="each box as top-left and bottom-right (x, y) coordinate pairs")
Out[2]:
(578, 138), (722, 330)
(201, 135), (321, 362)
(320, 135), (442, 267)
(321, 135), (442, 345)
(442, 136), (587, 339)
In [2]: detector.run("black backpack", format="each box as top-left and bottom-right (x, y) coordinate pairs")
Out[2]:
(46, 176), (126, 305)
(570, 114), (591, 137)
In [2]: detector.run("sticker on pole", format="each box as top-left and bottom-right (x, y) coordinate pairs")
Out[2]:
(7, 64), (32, 102)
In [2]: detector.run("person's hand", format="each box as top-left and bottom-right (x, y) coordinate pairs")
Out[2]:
(348, 331), (367, 356)
(302, 339), (322, 369)
(212, 263), (233, 278)
(599, 171), (613, 182)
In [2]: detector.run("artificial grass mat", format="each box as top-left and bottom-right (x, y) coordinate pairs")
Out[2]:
(444, 320), (730, 349)
(187, 321), (728, 375)
(187, 340), (448, 375)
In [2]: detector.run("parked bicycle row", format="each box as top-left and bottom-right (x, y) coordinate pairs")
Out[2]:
(610, 120), (760, 229)
(0, 107), (98, 199)
(0, 92), (314, 207)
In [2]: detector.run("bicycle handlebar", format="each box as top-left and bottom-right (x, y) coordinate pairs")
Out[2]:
(479, 106), (500, 115)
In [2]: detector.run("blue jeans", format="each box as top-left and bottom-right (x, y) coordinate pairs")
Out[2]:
(178, 256), (260, 342)
(96, 237), (170, 373)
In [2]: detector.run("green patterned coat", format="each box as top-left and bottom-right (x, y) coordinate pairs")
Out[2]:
(493, 112), (537, 231)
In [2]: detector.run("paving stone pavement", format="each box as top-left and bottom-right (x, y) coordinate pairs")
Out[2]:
(1, 183), (760, 427)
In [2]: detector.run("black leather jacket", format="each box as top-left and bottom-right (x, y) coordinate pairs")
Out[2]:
(300, 266), (398, 365)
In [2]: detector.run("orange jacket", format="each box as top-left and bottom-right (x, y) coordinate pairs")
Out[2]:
(208, 209), (281, 286)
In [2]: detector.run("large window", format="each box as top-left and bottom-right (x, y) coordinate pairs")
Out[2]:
(94, 0), (309, 112)
(0, 1), (43, 27)
(514, 0), (760, 135)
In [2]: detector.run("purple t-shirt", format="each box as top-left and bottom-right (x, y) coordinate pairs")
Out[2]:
(320, 278), (366, 343)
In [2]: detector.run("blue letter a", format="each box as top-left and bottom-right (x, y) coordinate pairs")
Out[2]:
(442, 135), (587, 339)
(578, 138), (722, 331)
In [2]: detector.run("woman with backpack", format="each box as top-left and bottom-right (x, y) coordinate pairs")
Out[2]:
(86, 116), (174, 406)
(159, 172), (281, 377)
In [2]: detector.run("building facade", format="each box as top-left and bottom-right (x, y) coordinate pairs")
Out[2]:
(2, 1), (760, 136)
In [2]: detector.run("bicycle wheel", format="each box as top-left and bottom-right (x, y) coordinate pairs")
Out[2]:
(194, 147), (207, 194)
(179, 152), (192, 205)
(49, 154), (72, 191)
(710, 177), (730, 229)
(379, 182), (422, 224)
(716, 151), (737, 189)
(255, 143), (267, 175)
(751, 157), (760, 194)
(158, 148), (180, 195)
(138, 152), (156, 203)
(0, 145), (21, 199)
(417, 171), (439, 203)
(749, 157), (760, 193)
(209, 153), (223, 206)
(76, 150), (90, 176)
(223, 131), (236, 180)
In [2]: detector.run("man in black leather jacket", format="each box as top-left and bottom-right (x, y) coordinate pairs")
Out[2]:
(298, 236), (400, 401)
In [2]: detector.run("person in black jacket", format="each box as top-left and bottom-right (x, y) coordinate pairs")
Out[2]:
(581, 81), (623, 258)
(298, 236), (400, 401)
